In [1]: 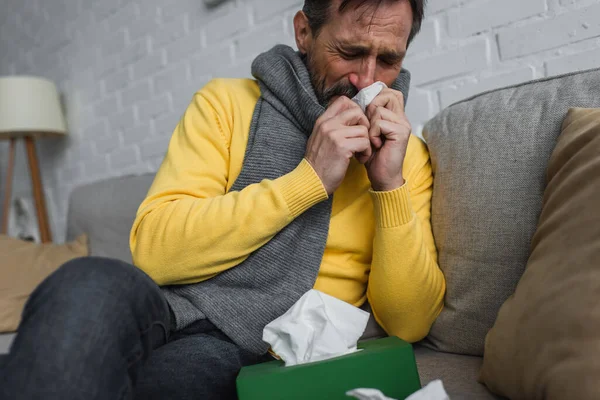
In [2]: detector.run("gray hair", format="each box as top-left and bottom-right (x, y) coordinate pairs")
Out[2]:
(302, 0), (426, 46)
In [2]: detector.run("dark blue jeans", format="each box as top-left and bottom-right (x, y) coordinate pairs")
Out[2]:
(0, 257), (270, 400)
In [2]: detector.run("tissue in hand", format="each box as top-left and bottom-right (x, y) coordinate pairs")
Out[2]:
(351, 81), (387, 112)
(262, 289), (370, 366)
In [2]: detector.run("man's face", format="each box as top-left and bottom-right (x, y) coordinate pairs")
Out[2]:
(303, 0), (413, 106)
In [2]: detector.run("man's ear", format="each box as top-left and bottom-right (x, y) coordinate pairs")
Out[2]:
(293, 11), (312, 55)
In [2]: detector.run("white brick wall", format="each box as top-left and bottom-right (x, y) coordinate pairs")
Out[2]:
(1, 0), (600, 242)
(448, 0), (546, 38)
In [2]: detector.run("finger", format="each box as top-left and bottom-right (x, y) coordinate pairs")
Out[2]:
(355, 151), (372, 165)
(353, 129), (373, 163)
(366, 89), (403, 116)
(369, 106), (402, 125)
(322, 95), (362, 120)
(335, 107), (370, 129)
(368, 119), (408, 149)
(355, 139), (373, 164)
(376, 119), (411, 141)
(332, 125), (369, 140)
(345, 137), (372, 156)
(381, 89), (405, 110)
(395, 90), (405, 110)
(368, 109), (385, 149)
(369, 124), (383, 150)
(319, 109), (368, 140)
(366, 93), (399, 116)
(367, 106), (406, 149)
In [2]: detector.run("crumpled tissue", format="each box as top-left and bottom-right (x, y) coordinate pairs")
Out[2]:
(346, 388), (396, 400)
(351, 81), (387, 112)
(262, 289), (370, 366)
(347, 380), (450, 400)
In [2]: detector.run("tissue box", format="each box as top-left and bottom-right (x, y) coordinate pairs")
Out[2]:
(236, 336), (421, 400)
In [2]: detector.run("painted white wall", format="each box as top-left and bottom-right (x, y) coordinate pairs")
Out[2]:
(0, 0), (599, 241)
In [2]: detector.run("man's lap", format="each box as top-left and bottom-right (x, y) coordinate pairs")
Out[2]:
(136, 319), (271, 400)
(0, 257), (270, 400)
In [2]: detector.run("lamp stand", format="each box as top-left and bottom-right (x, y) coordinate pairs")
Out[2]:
(1, 137), (16, 235)
(1, 135), (53, 243)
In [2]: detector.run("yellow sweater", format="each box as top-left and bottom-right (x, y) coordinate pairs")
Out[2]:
(130, 79), (445, 342)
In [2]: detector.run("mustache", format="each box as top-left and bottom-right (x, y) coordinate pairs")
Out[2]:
(321, 81), (359, 105)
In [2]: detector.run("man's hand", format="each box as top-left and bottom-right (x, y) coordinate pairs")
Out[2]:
(305, 96), (371, 195)
(365, 88), (412, 192)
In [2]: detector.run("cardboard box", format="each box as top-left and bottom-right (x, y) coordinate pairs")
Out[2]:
(236, 336), (421, 400)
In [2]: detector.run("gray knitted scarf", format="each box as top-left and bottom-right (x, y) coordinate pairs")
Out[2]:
(162, 45), (411, 355)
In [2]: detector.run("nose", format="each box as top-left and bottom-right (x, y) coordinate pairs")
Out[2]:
(348, 57), (376, 91)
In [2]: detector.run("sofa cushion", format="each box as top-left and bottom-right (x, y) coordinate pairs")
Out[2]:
(66, 174), (154, 264)
(414, 345), (500, 399)
(479, 108), (600, 400)
(0, 234), (88, 333)
(422, 67), (600, 356)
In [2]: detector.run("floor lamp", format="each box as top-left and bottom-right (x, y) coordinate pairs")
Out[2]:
(0, 76), (67, 243)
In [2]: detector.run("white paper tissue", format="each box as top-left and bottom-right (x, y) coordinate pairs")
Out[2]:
(346, 380), (450, 400)
(346, 388), (396, 400)
(351, 81), (387, 112)
(262, 289), (370, 366)
(405, 381), (450, 400)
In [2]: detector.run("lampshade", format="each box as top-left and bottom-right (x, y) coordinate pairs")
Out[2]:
(0, 76), (67, 138)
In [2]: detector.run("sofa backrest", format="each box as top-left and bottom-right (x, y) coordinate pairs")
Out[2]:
(66, 174), (155, 264)
(422, 66), (600, 356)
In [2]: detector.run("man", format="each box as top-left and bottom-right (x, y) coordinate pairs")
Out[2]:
(1, 0), (445, 399)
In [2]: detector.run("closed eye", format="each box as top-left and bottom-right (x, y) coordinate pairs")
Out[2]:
(339, 50), (364, 60)
(379, 55), (403, 66)
(335, 43), (370, 60)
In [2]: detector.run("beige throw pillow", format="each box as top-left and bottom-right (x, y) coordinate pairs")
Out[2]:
(480, 108), (600, 399)
(0, 234), (88, 332)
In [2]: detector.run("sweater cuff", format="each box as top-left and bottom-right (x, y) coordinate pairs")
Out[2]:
(275, 158), (329, 218)
(369, 183), (414, 228)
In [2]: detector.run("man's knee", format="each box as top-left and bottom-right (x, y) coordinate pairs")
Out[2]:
(25, 257), (168, 325)
(34, 257), (143, 298)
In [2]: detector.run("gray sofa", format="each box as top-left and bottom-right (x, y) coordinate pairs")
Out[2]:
(0, 173), (496, 398)
(3, 66), (600, 399)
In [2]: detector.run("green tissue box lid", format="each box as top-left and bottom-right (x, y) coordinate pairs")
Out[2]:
(236, 336), (421, 400)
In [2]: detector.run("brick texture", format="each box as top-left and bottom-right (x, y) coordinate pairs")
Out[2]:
(546, 47), (600, 76)
(1, 0), (600, 241)
(448, 0), (546, 37)
(498, 2), (600, 59)
(407, 40), (490, 85)
(409, 18), (439, 53)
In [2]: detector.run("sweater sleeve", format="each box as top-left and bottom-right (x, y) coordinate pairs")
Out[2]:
(366, 135), (446, 342)
(130, 80), (328, 286)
